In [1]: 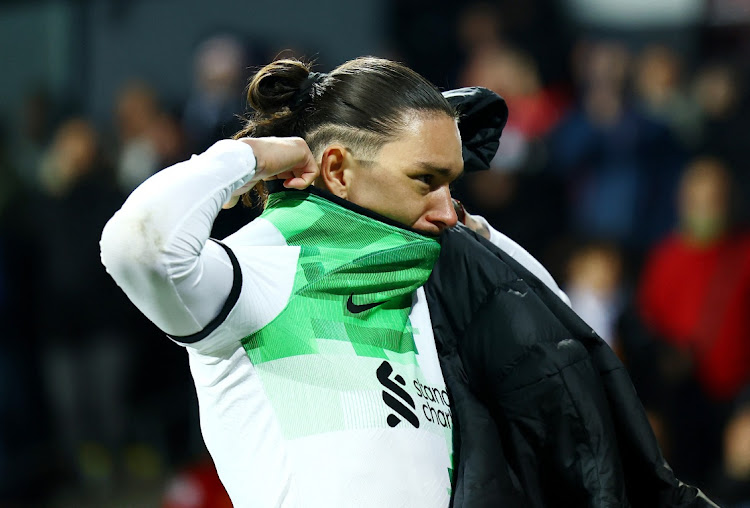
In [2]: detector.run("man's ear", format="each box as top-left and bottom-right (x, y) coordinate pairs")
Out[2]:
(319, 144), (356, 199)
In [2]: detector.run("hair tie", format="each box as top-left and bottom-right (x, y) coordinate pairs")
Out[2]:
(292, 71), (327, 109)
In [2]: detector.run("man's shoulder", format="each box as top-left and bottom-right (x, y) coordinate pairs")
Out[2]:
(222, 216), (290, 249)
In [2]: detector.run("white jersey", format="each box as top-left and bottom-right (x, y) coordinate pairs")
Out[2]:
(100, 140), (568, 508)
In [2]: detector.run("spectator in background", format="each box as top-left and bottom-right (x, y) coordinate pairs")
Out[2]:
(456, 2), (504, 55)
(28, 117), (135, 496)
(632, 44), (702, 149)
(388, 0), (573, 91)
(181, 35), (247, 154)
(161, 457), (232, 508)
(459, 45), (568, 147)
(453, 44), (568, 262)
(637, 156), (750, 486)
(547, 38), (685, 258)
(11, 88), (56, 191)
(691, 63), (750, 225)
(564, 241), (625, 352)
(456, 1), (573, 89)
(708, 387), (750, 507)
(114, 81), (163, 193)
(149, 110), (190, 170)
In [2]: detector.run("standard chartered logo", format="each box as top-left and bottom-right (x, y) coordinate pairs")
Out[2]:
(377, 361), (420, 428)
(413, 379), (452, 428)
(376, 360), (452, 429)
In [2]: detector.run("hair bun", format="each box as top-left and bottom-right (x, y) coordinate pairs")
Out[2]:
(247, 59), (311, 115)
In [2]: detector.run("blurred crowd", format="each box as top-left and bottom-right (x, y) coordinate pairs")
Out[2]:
(1, 1), (749, 507)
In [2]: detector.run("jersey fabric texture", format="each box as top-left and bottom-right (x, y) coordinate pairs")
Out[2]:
(180, 187), (454, 507)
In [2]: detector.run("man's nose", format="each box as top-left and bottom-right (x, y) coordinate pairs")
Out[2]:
(427, 186), (458, 231)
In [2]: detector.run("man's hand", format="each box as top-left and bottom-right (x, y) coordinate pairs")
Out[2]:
(223, 137), (319, 209)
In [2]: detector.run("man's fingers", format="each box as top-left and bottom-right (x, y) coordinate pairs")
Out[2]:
(283, 159), (319, 189)
(283, 177), (306, 189)
(283, 172), (316, 189)
(240, 136), (319, 189)
(263, 170), (293, 182)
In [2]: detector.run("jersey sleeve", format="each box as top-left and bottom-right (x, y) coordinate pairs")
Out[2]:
(473, 214), (571, 306)
(100, 139), (260, 338)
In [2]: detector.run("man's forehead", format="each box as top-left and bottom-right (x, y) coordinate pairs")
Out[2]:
(393, 114), (462, 149)
(414, 160), (465, 179)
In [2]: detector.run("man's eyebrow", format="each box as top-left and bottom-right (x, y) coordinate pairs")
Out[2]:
(415, 161), (465, 179)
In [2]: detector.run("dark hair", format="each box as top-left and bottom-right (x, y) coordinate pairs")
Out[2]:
(234, 56), (455, 205)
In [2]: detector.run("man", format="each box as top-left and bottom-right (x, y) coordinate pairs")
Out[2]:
(101, 56), (565, 507)
(102, 56), (712, 507)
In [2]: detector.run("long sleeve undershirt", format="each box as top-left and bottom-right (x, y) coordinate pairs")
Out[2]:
(101, 139), (258, 336)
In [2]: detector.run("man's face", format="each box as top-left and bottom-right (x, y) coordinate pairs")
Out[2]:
(344, 113), (464, 236)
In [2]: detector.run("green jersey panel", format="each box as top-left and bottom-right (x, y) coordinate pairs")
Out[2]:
(242, 191), (440, 367)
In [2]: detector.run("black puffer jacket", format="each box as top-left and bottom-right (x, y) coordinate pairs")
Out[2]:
(425, 226), (717, 508)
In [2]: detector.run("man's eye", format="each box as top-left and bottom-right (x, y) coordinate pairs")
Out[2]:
(415, 174), (434, 185)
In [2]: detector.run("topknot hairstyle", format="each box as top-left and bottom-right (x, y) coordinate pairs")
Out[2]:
(234, 56), (455, 205)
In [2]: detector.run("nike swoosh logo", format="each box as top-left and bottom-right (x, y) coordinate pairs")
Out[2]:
(346, 294), (387, 314)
